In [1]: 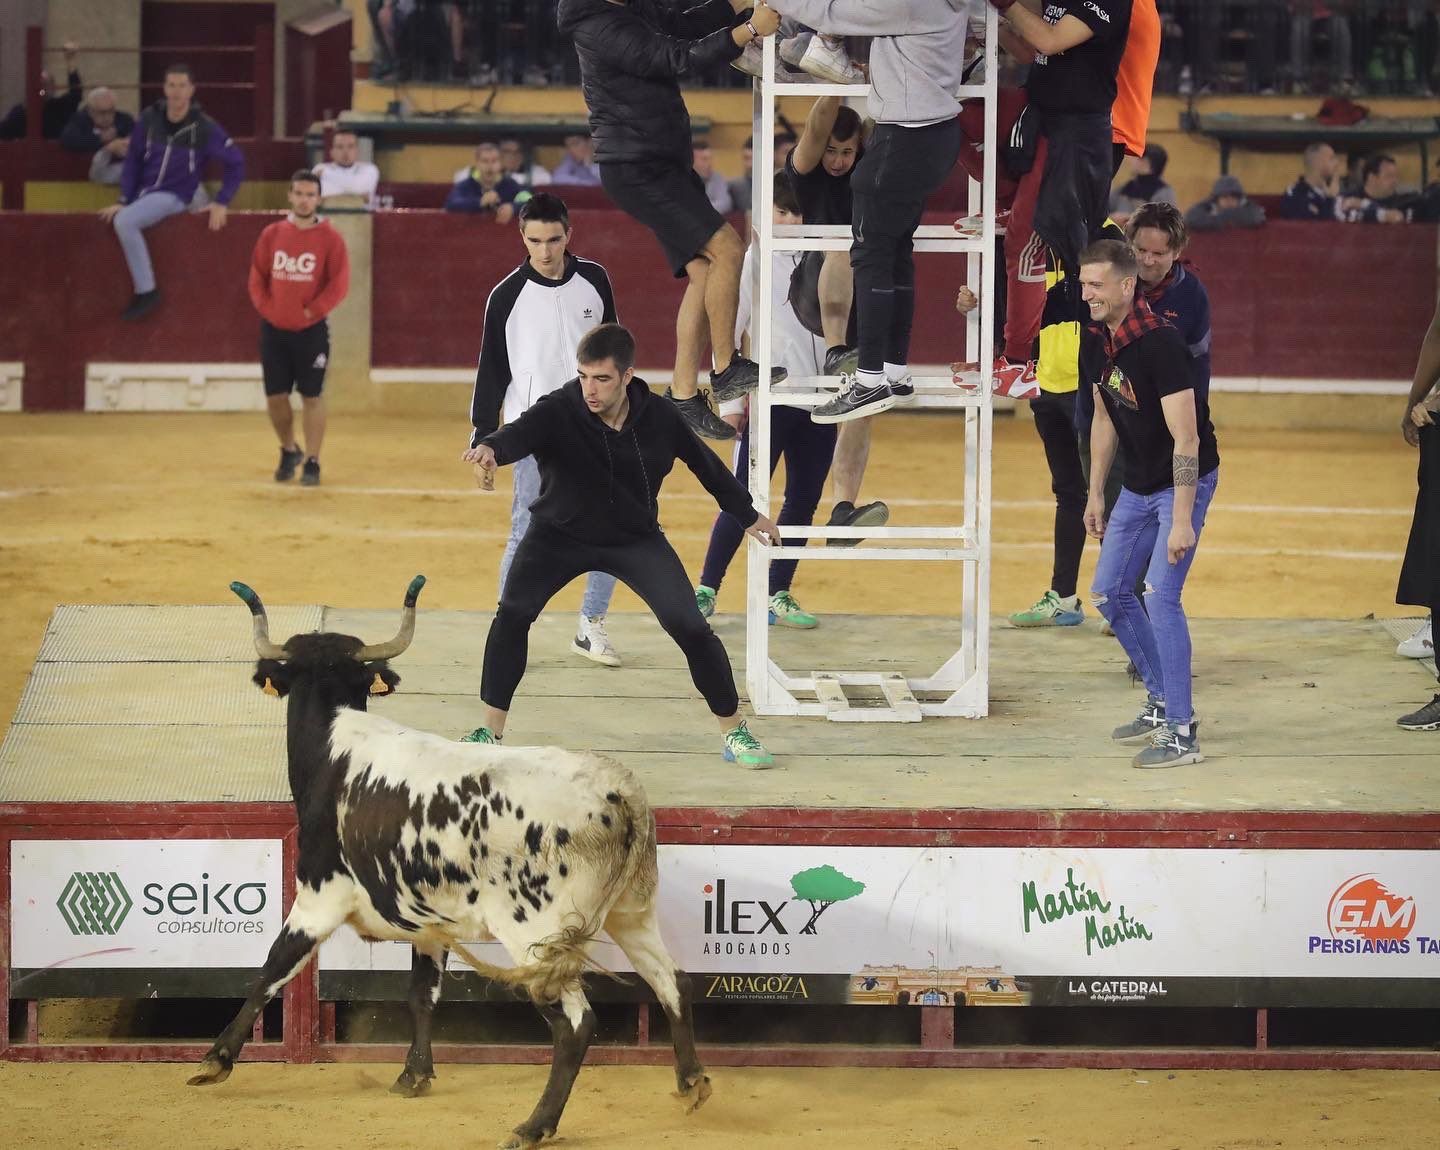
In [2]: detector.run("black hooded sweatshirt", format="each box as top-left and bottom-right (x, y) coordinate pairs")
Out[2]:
(556, 0), (746, 167)
(482, 376), (757, 543)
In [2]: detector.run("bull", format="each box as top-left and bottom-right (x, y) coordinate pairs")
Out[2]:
(190, 575), (711, 1149)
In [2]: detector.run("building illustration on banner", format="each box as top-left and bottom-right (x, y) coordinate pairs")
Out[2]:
(848, 965), (1029, 1007)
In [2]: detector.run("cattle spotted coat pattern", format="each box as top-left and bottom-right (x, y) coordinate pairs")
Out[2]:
(190, 577), (711, 1150)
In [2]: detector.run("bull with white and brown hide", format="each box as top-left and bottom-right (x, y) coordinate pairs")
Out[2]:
(190, 576), (711, 1148)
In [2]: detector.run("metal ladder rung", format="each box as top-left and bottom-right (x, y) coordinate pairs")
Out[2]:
(811, 672), (923, 723)
(765, 82), (988, 101)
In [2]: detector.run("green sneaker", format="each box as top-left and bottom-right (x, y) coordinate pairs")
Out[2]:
(722, 720), (774, 768)
(1009, 589), (1084, 628)
(695, 585), (717, 618)
(460, 727), (501, 744)
(768, 590), (818, 629)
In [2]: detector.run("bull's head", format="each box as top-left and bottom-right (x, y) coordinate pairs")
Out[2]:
(230, 575), (426, 704)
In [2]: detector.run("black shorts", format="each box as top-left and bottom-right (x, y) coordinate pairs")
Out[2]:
(260, 319), (330, 398)
(600, 158), (726, 279)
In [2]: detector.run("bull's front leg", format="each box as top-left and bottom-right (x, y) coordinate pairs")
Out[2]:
(187, 923), (319, 1086)
(503, 986), (596, 1150)
(390, 942), (447, 1097)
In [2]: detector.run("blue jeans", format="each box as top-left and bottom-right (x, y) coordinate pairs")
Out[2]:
(499, 454), (615, 618)
(1090, 470), (1220, 726)
(113, 191), (188, 293)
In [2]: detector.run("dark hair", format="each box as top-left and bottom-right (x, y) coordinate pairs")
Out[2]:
(1141, 142), (1168, 177)
(1079, 237), (1138, 279)
(773, 172), (800, 216)
(1126, 201), (1187, 253)
(332, 127), (358, 142)
(692, 137), (712, 152)
(518, 191), (570, 230)
(577, 323), (635, 375)
(164, 62), (194, 82)
(774, 130), (798, 148)
(832, 106), (862, 143)
(1362, 153), (1396, 181)
(290, 169), (321, 191)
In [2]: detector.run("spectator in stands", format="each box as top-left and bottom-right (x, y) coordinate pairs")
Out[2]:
(445, 141), (524, 221)
(773, 128), (798, 172)
(0, 40), (82, 140)
(1109, 143), (1177, 227)
(1185, 174), (1266, 231)
(98, 63), (245, 322)
(1340, 153), (1409, 223)
(1280, 141), (1344, 219)
(728, 135), (754, 215)
(550, 132), (601, 185)
(694, 174), (836, 628)
(60, 87), (136, 187)
(314, 128), (380, 210)
(247, 170), (350, 488)
(1395, 295), (1440, 730)
(692, 139), (735, 213)
(1289, 1), (1355, 94)
(557, 0), (785, 442)
(498, 136), (551, 188)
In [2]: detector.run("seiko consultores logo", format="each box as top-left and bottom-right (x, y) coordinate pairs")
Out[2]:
(57, 871), (134, 935)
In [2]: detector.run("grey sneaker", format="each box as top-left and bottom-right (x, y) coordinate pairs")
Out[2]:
(1397, 694), (1440, 731)
(710, 354), (787, 404)
(1133, 721), (1204, 769)
(666, 387), (736, 441)
(1113, 695), (1166, 740)
(825, 500), (889, 548)
(274, 445), (304, 482)
(811, 374), (898, 425)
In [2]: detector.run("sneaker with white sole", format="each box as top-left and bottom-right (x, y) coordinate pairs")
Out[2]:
(1133, 721), (1203, 769)
(731, 40), (762, 77)
(798, 34), (863, 83)
(991, 356), (1039, 400)
(667, 387), (736, 441)
(1009, 590), (1084, 628)
(886, 373), (915, 404)
(768, 590), (818, 628)
(811, 374), (897, 424)
(1397, 694), (1440, 731)
(695, 585), (717, 619)
(1397, 619), (1433, 659)
(1113, 695), (1166, 740)
(954, 208), (1012, 237)
(572, 614), (621, 667)
(722, 720), (774, 768)
(779, 32), (812, 69)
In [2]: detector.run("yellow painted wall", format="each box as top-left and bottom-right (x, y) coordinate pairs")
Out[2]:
(24, 181), (291, 212)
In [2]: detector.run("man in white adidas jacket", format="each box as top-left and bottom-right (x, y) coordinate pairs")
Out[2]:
(469, 191), (624, 666)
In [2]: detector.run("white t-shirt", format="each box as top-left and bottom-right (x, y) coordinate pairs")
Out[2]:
(315, 161), (380, 207)
(721, 246), (826, 417)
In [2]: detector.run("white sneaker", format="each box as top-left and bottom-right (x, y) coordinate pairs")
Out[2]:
(799, 34), (863, 84)
(731, 40), (762, 78)
(1397, 619), (1434, 660)
(779, 32), (812, 69)
(572, 615), (621, 667)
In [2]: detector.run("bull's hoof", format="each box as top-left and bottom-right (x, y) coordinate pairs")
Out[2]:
(389, 1070), (434, 1098)
(499, 1123), (554, 1149)
(186, 1056), (233, 1086)
(674, 1071), (713, 1114)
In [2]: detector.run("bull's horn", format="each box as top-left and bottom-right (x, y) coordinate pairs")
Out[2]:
(355, 575), (427, 661)
(230, 581), (287, 660)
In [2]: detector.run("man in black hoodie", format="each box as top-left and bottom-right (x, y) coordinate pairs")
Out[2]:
(460, 323), (782, 767)
(556, 0), (786, 443)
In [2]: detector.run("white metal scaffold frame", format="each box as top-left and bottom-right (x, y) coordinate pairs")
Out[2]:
(743, 8), (1000, 721)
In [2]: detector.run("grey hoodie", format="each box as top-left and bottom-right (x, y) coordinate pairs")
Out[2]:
(773, 0), (976, 124)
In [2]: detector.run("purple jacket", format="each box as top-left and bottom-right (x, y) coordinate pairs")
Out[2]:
(119, 100), (245, 206)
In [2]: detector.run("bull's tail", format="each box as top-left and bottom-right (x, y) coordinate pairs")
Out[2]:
(447, 924), (619, 1005)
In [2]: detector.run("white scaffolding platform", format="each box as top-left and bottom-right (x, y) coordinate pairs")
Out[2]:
(743, 11), (1000, 721)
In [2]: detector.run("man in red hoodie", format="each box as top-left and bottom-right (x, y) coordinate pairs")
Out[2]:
(248, 169), (351, 486)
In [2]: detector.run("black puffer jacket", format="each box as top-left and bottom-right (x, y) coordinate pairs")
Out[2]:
(557, 0), (745, 166)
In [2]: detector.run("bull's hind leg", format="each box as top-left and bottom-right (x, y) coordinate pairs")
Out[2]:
(391, 942), (447, 1097)
(605, 901), (711, 1113)
(188, 881), (349, 1086)
(503, 983), (596, 1150)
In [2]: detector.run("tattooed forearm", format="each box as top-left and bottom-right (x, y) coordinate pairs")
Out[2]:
(1173, 454), (1198, 487)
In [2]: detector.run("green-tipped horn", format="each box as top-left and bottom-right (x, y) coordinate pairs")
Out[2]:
(356, 575), (427, 662)
(230, 581), (286, 659)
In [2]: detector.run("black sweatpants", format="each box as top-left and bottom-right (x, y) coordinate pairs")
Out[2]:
(1031, 110), (1113, 278)
(1031, 391), (1089, 599)
(482, 519), (740, 715)
(849, 117), (963, 374)
(1397, 422), (1440, 681)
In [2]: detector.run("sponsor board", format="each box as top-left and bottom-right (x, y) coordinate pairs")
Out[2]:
(11, 839), (283, 969)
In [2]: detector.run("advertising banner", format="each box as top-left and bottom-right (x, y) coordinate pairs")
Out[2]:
(10, 839), (284, 973)
(318, 846), (1440, 1008)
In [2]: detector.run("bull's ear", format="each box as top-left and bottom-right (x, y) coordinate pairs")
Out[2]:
(252, 659), (291, 698)
(366, 664), (401, 696)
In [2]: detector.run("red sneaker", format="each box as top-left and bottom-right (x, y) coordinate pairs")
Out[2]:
(990, 356), (1039, 399)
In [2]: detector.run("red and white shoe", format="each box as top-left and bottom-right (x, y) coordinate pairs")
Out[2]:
(953, 209), (1012, 238)
(990, 356), (1039, 399)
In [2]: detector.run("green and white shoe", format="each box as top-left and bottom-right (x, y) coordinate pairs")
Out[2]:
(768, 590), (818, 629)
(460, 726), (501, 744)
(722, 720), (774, 768)
(1009, 589), (1084, 628)
(695, 585), (717, 618)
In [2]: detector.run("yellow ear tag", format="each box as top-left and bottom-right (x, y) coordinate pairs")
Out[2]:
(369, 673), (390, 696)
(262, 677), (280, 697)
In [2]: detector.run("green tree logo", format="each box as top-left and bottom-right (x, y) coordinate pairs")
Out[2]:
(789, 865), (866, 935)
(56, 872), (133, 935)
